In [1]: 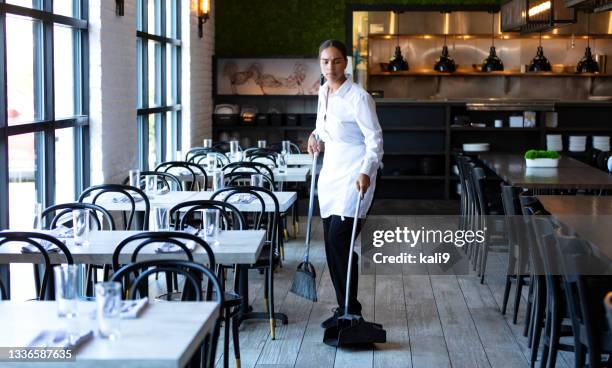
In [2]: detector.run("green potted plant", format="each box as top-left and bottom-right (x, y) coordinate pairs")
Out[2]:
(524, 149), (560, 167)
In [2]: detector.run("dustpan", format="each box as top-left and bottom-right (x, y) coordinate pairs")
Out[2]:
(323, 191), (386, 347)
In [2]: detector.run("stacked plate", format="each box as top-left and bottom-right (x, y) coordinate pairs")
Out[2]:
(463, 143), (490, 152)
(593, 136), (610, 152)
(569, 136), (587, 152)
(546, 134), (563, 151)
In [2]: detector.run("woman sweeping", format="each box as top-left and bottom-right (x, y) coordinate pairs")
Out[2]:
(308, 39), (384, 329)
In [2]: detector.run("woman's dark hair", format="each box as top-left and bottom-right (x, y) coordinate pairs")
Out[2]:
(318, 39), (348, 61)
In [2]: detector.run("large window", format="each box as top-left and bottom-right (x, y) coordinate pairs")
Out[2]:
(136, 0), (181, 170)
(0, 0), (89, 230)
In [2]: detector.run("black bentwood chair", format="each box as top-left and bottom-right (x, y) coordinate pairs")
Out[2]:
(41, 202), (116, 296)
(111, 259), (223, 368)
(0, 231), (73, 300)
(211, 186), (288, 340)
(79, 184), (151, 231)
(169, 200), (246, 368)
(155, 161), (208, 191)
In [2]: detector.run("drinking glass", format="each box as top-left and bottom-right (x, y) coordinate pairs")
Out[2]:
(206, 153), (217, 172)
(175, 150), (183, 161)
(212, 171), (224, 192)
(281, 140), (291, 155)
(33, 202), (43, 230)
(203, 138), (213, 148)
(145, 175), (157, 195)
(72, 209), (90, 246)
(95, 282), (122, 340)
(257, 140), (267, 148)
(154, 207), (170, 231)
(128, 169), (141, 188)
(55, 265), (79, 318)
(251, 174), (264, 187)
(202, 209), (220, 246)
(229, 140), (240, 155)
(277, 153), (287, 174)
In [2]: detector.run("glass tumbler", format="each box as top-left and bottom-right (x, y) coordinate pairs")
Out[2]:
(95, 282), (122, 340)
(202, 209), (220, 246)
(72, 209), (90, 246)
(203, 138), (213, 148)
(128, 169), (141, 188)
(257, 140), (267, 148)
(55, 264), (79, 318)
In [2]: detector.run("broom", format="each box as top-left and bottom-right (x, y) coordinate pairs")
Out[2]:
(290, 151), (319, 301)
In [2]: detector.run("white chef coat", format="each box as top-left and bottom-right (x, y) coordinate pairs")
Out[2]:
(313, 77), (384, 219)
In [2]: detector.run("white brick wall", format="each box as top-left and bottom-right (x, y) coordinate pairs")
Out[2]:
(182, 0), (215, 151)
(89, 0), (214, 184)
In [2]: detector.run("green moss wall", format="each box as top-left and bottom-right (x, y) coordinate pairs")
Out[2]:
(215, 0), (499, 57)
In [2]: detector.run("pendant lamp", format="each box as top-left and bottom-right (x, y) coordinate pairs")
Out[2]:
(528, 32), (552, 72)
(434, 34), (457, 72)
(481, 12), (504, 72)
(387, 11), (409, 71)
(576, 13), (599, 73)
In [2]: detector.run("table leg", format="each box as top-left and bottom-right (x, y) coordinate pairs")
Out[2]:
(237, 264), (288, 326)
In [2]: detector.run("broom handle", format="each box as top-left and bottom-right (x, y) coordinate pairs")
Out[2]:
(344, 190), (363, 315)
(303, 152), (318, 262)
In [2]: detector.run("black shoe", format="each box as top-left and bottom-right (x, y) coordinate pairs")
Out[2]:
(320, 308), (342, 329)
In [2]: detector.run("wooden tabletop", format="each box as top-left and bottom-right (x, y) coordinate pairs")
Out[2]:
(0, 230), (266, 265)
(478, 153), (612, 190)
(537, 195), (612, 260)
(0, 301), (219, 368)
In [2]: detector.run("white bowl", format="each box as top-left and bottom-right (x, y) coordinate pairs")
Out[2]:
(463, 143), (490, 152)
(525, 158), (559, 168)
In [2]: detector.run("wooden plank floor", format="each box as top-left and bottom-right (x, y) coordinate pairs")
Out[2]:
(213, 216), (565, 368)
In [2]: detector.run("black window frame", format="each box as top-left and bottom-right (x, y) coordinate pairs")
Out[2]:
(136, 0), (182, 170)
(0, 0), (90, 229)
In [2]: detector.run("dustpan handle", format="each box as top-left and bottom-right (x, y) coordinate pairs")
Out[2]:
(344, 190), (363, 315)
(304, 152), (319, 251)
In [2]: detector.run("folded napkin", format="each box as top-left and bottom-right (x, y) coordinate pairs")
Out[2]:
(227, 193), (257, 204)
(155, 240), (197, 253)
(119, 297), (149, 319)
(20, 227), (69, 254)
(28, 329), (93, 349)
(88, 297), (149, 320)
(111, 195), (144, 203)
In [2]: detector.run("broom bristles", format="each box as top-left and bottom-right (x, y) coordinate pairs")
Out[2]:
(290, 268), (317, 302)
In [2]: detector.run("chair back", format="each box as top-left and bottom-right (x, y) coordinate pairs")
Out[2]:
(42, 202), (115, 230)
(224, 171), (274, 191)
(222, 161), (275, 188)
(0, 231), (73, 300)
(79, 184), (150, 230)
(169, 200), (246, 231)
(155, 161), (208, 191)
(122, 171), (183, 192)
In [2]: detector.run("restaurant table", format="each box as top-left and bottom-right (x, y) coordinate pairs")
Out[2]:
(0, 230), (267, 324)
(84, 190), (297, 213)
(0, 230), (266, 266)
(478, 153), (612, 191)
(176, 167), (310, 184)
(286, 153), (312, 166)
(537, 195), (612, 261)
(0, 300), (219, 368)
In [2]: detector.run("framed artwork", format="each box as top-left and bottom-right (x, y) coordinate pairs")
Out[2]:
(216, 58), (322, 95)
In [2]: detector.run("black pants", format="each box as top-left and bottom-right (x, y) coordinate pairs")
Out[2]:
(322, 215), (362, 315)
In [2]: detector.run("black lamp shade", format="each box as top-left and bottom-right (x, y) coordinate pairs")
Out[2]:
(576, 46), (599, 73)
(528, 46), (552, 72)
(387, 46), (409, 71)
(481, 46), (504, 72)
(434, 45), (456, 73)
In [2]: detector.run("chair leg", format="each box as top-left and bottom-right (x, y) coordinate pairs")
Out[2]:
(501, 275), (513, 315)
(512, 275), (525, 324)
(223, 311), (230, 368)
(263, 269), (269, 313)
(232, 313), (241, 368)
(268, 266), (276, 340)
(480, 243), (489, 284)
(546, 297), (561, 368)
(540, 299), (552, 368)
(524, 275), (535, 337)
(530, 283), (545, 367)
